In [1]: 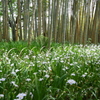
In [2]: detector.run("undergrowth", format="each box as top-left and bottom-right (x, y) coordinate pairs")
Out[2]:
(0, 42), (100, 100)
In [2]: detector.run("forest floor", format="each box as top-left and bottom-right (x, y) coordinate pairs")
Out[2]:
(0, 41), (100, 100)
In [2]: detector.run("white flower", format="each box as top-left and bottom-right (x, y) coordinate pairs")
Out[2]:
(73, 62), (78, 65)
(43, 70), (47, 73)
(48, 67), (51, 71)
(71, 73), (75, 76)
(37, 61), (40, 63)
(24, 55), (29, 59)
(44, 74), (49, 78)
(11, 81), (18, 87)
(65, 66), (69, 70)
(11, 63), (14, 66)
(39, 70), (42, 72)
(39, 78), (44, 81)
(0, 78), (6, 82)
(42, 62), (47, 64)
(6, 57), (9, 60)
(82, 74), (86, 77)
(0, 94), (4, 98)
(15, 69), (20, 73)
(60, 60), (64, 63)
(70, 63), (74, 66)
(0, 70), (2, 72)
(11, 71), (16, 76)
(67, 79), (77, 85)
(29, 62), (35, 66)
(54, 57), (59, 60)
(33, 72), (37, 75)
(62, 68), (66, 71)
(32, 56), (36, 58)
(30, 92), (33, 98)
(26, 78), (31, 82)
(16, 93), (27, 100)
(82, 73), (87, 77)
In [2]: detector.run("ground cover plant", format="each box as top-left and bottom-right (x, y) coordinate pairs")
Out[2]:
(0, 42), (100, 100)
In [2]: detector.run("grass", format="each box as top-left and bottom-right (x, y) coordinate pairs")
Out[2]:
(0, 41), (100, 100)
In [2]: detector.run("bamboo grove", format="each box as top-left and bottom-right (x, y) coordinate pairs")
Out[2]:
(0, 0), (100, 45)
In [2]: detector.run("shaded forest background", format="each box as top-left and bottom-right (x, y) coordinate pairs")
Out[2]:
(0, 0), (100, 45)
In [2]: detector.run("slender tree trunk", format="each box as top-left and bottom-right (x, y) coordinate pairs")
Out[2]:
(53, 0), (60, 42)
(37, 0), (42, 36)
(71, 0), (78, 44)
(17, 0), (22, 40)
(92, 1), (100, 44)
(50, 0), (54, 43)
(63, 0), (68, 44)
(8, 0), (18, 41)
(47, 0), (51, 48)
(31, 0), (36, 40)
(84, 0), (91, 45)
(35, 9), (38, 38)
(0, 17), (3, 41)
(2, 0), (9, 41)
(23, 0), (29, 41)
(79, 0), (84, 44)
(42, 0), (46, 36)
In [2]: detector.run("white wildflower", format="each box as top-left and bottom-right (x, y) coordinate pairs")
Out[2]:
(0, 94), (4, 98)
(11, 63), (14, 66)
(44, 74), (49, 78)
(24, 55), (29, 59)
(54, 57), (59, 60)
(6, 57), (9, 60)
(26, 78), (31, 82)
(15, 69), (20, 73)
(37, 61), (40, 63)
(70, 63), (74, 66)
(60, 60), (64, 63)
(32, 56), (36, 58)
(67, 79), (77, 85)
(11, 71), (16, 76)
(65, 66), (69, 70)
(33, 72), (37, 75)
(39, 78), (44, 81)
(48, 67), (52, 71)
(0, 78), (6, 82)
(62, 68), (66, 71)
(42, 62), (47, 64)
(43, 70), (47, 73)
(82, 73), (87, 77)
(71, 73), (75, 76)
(16, 93), (27, 100)
(38, 70), (42, 72)
(11, 81), (18, 87)
(29, 62), (35, 66)
(0, 70), (2, 72)
(30, 92), (33, 98)
(82, 74), (86, 77)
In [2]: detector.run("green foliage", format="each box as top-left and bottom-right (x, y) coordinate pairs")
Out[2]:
(0, 42), (100, 100)
(87, 38), (92, 44)
(35, 35), (49, 48)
